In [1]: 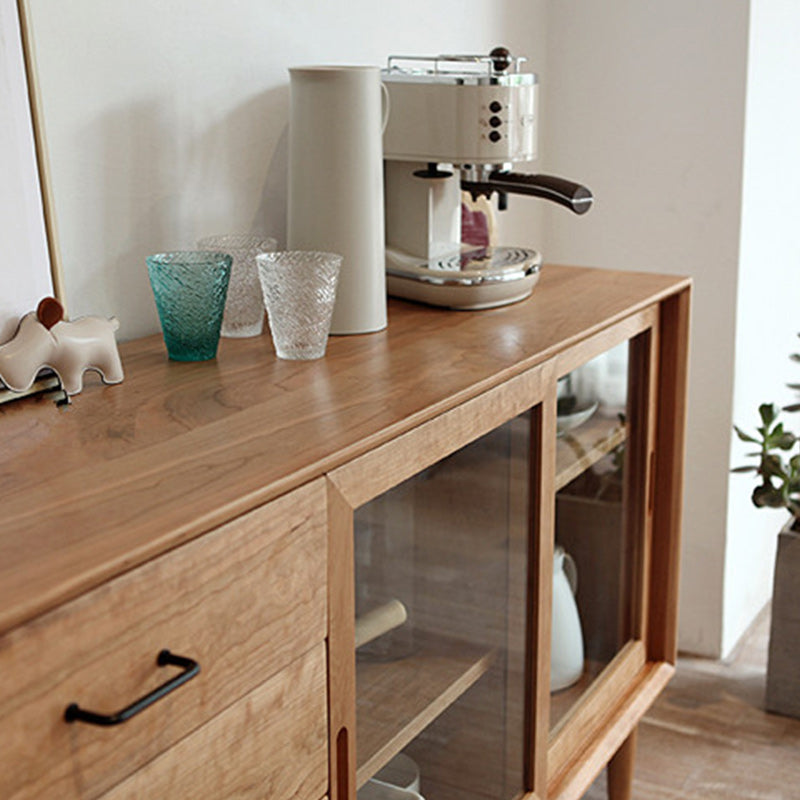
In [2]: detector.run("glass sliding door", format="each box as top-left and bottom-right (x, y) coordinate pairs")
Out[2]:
(354, 412), (532, 800)
(550, 334), (651, 732)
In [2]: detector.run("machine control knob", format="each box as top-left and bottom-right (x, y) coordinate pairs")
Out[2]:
(489, 116), (503, 128)
(489, 100), (502, 113)
(489, 130), (502, 143)
(490, 46), (512, 72)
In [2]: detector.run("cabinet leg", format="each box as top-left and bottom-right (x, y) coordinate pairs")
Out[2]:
(607, 727), (638, 800)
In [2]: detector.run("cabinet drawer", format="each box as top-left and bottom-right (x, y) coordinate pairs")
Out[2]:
(0, 479), (327, 800)
(99, 643), (328, 800)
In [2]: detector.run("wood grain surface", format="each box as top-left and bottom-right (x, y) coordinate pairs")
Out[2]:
(355, 634), (495, 788)
(588, 610), (800, 800)
(548, 662), (674, 800)
(549, 642), (647, 780)
(98, 644), (329, 800)
(0, 265), (688, 636)
(529, 396), (556, 798)
(606, 727), (639, 800)
(329, 364), (545, 510)
(326, 478), (357, 800)
(648, 287), (691, 664)
(0, 480), (326, 800)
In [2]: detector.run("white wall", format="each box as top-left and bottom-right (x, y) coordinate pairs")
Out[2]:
(27, 0), (545, 340)
(531, 1), (751, 656)
(725, 0), (800, 655)
(0, 0), (53, 342)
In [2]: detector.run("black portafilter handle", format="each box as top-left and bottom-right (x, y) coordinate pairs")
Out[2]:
(462, 172), (593, 215)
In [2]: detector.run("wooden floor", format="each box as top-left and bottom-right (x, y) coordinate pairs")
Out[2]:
(584, 607), (800, 799)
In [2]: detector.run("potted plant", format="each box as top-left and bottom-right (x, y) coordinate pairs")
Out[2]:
(734, 345), (800, 719)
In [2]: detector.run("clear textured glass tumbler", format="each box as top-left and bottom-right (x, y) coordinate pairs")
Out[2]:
(197, 234), (277, 338)
(256, 251), (342, 360)
(146, 251), (232, 361)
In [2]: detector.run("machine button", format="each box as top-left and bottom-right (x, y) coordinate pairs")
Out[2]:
(489, 130), (502, 143)
(489, 116), (503, 128)
(489, 101), (502, 113)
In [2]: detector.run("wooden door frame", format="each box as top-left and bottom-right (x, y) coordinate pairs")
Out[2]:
(324, 288), (691, 800)
(546, 289), (690, 800)
(545, 307), (658, 788)
(327, 361), (550, 800)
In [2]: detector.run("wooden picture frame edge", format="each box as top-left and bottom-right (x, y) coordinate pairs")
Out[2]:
(15, 0), (66, 308)
(0, 1), (68, 404)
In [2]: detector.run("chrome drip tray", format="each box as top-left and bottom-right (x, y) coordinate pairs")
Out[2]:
(386, 245), (542, 310)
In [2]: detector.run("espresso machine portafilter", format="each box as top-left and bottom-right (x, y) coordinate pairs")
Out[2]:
(382, 47), (592, 309)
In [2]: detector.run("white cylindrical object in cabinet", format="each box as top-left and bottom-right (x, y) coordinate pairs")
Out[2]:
(354, 598), (408, 649)
(551, 546), (585, 692)
(288, 66), (387, 335)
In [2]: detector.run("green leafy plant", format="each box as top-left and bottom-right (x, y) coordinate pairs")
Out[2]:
(733, 336), (800, 527)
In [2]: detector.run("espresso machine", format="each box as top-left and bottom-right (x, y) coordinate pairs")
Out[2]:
(382, 47), (592, 309)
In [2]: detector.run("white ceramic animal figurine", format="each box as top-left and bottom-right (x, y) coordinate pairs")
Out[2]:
(0, 298), (124, 396)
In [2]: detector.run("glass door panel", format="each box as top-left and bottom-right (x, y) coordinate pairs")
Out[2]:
(551, 341), (639, 730)
(354, 412), (532, 800)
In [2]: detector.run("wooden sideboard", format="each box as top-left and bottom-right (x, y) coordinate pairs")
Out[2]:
(0, 264), (690, 800)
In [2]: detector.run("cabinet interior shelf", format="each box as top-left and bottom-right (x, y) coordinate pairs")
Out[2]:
(355, 632), (495, 788)
(555, 414), (627, 493)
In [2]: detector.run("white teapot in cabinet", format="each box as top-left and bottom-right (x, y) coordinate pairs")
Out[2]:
(551, 545), (585, 691)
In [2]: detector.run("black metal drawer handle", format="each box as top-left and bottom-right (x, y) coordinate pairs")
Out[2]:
(64, 649), (200, 726)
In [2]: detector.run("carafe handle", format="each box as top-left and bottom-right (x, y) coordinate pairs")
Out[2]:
(380, 82), (390, 133)
(563, 552), (578, 595)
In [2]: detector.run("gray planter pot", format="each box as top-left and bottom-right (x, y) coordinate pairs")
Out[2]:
(766, 521), (800, 719)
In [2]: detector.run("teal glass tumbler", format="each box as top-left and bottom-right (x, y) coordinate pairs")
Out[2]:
(146, 251), (233, 361)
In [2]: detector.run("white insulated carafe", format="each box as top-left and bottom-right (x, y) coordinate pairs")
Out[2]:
(287, 66), (387, 335)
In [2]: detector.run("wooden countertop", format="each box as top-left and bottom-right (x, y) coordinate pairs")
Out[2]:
(0, 265), (689, 635)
